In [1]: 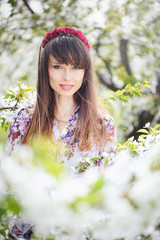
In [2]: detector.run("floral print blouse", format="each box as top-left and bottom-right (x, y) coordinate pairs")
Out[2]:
(5, 105), (116, 172)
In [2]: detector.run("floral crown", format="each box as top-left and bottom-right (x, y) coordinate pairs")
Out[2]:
(42, 27), (90, 51)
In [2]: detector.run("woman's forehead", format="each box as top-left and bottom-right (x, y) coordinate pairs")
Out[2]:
(48, 46), (88, 68)
(49, 54), (75, 65)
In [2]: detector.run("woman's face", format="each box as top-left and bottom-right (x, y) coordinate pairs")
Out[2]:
(48, 55), (85, 99)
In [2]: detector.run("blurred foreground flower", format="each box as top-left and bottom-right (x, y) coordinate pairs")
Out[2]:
(0, 132), (160, 240)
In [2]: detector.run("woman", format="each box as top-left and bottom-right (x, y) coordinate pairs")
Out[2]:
(5, 27), (116, 171)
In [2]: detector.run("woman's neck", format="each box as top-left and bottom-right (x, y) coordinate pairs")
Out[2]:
(54, 95), (77, 121)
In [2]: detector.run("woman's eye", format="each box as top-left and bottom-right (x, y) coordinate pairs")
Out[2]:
(73, 66), (81, 70)
(53, 65), (61, 69)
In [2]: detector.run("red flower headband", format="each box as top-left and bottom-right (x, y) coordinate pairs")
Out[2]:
(42, 27), (90, 51)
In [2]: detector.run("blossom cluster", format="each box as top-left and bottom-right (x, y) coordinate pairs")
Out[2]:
(0, 83), (36, 130)
(117, 122), (160, 157)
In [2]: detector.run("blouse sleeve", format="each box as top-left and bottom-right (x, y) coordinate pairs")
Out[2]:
(5, 108), (31, 155)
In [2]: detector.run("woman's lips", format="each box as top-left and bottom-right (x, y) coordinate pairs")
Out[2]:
(60, 84), (74, 90)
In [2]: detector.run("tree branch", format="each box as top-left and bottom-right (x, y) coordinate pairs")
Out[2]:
(150, 15), (160, 24)
(0, 103), (18, 111)
(22, 0), (35, 14)
(94, 32), (113, 78)
(95, 48), (113, 77)
(97, 72), (123, 91)
(94, 31), (124, 91)
(119, 38), (132, 75)
(156, 69), (160, 96)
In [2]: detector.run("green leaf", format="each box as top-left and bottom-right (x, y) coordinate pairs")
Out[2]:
(0, 208), (7, 220)
(142, 80), (151, 89)
(105, 157), (110, 165)
(150, 127), (157, 135)
(90, 157), (100, 162)
(90, 177), (105, 193)
(137, 129), (149, 134)
(6, 196), (22, 214)
(84, 153), (88, 158)
(107, 99), (114, 104)
(69, 192), (104, 211)
(124, 139), (131, 146)
(24, 86), (36, 92)
(45, 237), (56, 240)
(8, 0), (17, 7)
(7, 89), (15, 94)
(138, 134), (147, 140)
(0, 229), (6, 238)
(129, 144), (139, 150)
(16, 81), (22, 86)
(108, 97), (116, 101)
(154, 124), (160, 130)
(4, 94), (15, 99)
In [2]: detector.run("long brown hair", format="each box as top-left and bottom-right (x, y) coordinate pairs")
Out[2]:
(22, 34), (108, 150)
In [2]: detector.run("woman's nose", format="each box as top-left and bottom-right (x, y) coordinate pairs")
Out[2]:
(63, 68), (72, 81)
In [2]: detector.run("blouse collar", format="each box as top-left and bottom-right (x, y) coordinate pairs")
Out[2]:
(53, 105), (80, 140)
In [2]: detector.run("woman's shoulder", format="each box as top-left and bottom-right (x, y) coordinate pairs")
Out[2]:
(8, 104), (34, 138)
(14, 104), (34, 121)
(5, 105), (34, 155)
(9, 104), (34, 133)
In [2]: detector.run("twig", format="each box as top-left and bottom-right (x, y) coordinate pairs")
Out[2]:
(97, 72), (123, 91)
(119, 38), (132, 75)
(95, 48), (113, 77)
(22, 0), (35, 14)
(156, 69), (160, 95)
(93, 31), (122, 91)
(94, 32), (113, 78)
(0, 103), (18, 111)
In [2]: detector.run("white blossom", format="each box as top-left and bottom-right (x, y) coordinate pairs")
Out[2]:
(144, 122), (150, 128)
